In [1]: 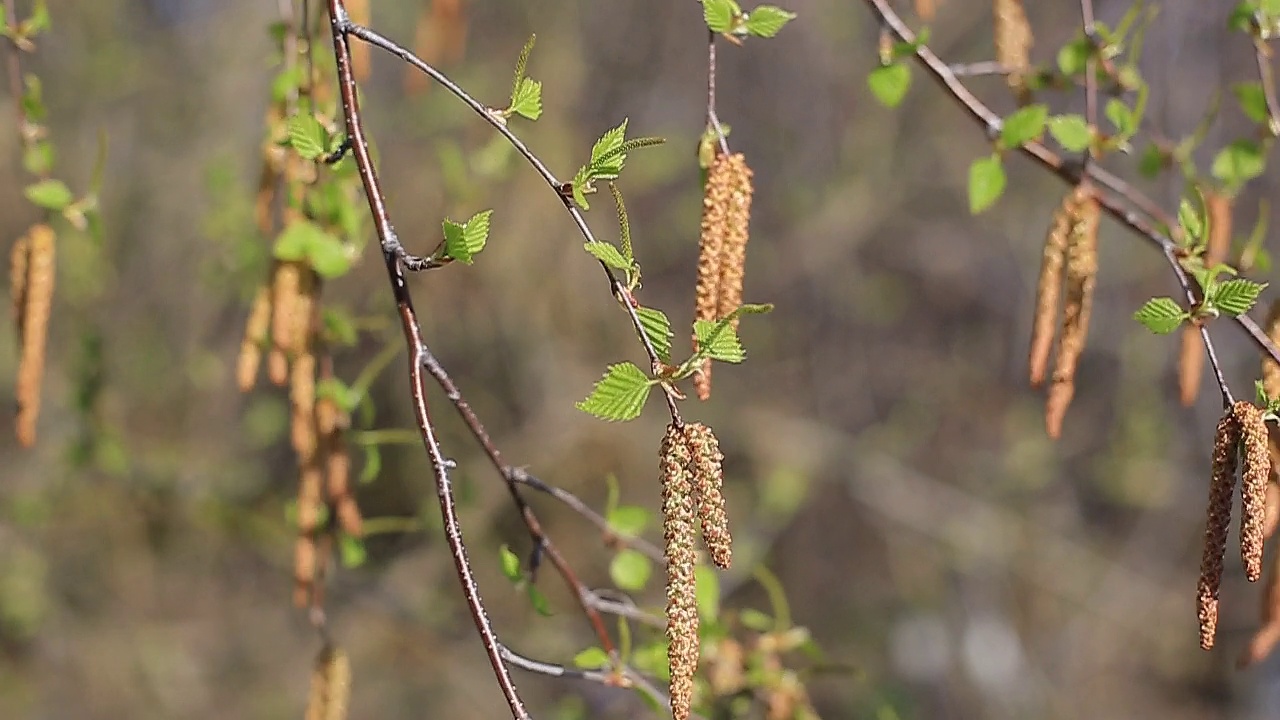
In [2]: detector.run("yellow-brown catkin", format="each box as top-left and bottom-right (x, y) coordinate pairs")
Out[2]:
(9, 233), (28, 327)
(271, 261), (302, 356)
(15, 224), (55, 448)
(1237, 401), (1271, 582)
(1241, 550), (1280, 667)
(326, 428), (362, 537)
(660, 424), (699, 720)
(237, 284), (273, 392)
(694, 155), (732, 401)
(290, 269), (318, 357)
(1199, 411), (1241, 650)
(993, 0), (1033, 104)
(1179, 193), (1233, 406)
(1029, 193), (1073, 387)
(291, 351), (318, 460)
(1265, 480), (1280, 541)
(306, 644), (352, 720)
(715, 153), (754, 330)
(1045, 189), (1099, 439)
(294, 456), (324, 609)
(686, 423), (732, 570)
(347, 0), (371, 81)
(915, 0), (937, 21)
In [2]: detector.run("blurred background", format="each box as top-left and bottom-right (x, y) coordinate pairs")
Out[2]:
(2, 0), (1279, 718)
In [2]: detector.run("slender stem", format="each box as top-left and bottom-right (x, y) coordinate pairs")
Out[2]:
(1254, 34), (1280, 137)
(511, 467), (665, 563)
(1080, 0), (1097, 168)
(3, 0), (23, 131)
(707, 32), (730, 154)
(325, 4), (529, 717)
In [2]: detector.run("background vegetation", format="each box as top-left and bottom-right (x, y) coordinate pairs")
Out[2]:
(3, 0), (1279, 717)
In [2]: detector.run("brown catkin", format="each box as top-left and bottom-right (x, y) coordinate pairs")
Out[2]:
(915, 0), (937, 21)
(715, 153), (754, 330)
(271, 261), (302, 356)
(306, 644), (352, 720)
(660, 424), (700, 720)
(290, 269), (318, 356)
(237, 284), (273, 392)
(1199, 411), (1242, 650)
(327, 428), (362, 537)
(1045, 189), (1099, 439)
(686, 423), (732, 569)
(694, 155), (732, 401)
(291, 351), (318, 460)
(1237, 401), (1271, 582)
(1179, 193), (1233, 406)
(294, 455), (325, 608)
(1265, 480), (1280, 541)
(993, 0), (1033, 103)
(9, 233), (28, 327)
(15, 224), (55, 448)
(1029, 193), (1073, 387)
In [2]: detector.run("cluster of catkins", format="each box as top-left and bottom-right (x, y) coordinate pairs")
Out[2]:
(693, 152), (753, 401)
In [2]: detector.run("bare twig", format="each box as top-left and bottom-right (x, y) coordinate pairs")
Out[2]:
(707, 32), (731, 154)
(1253, 34), (1280, 137)
(1080, 0), (1098, 167)
(949, 61), (1013, 77)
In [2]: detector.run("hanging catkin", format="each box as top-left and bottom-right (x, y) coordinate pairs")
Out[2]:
(693, 152), (753, 401)
(1029, 193), (1073, 387)
(1237, 401), (1271, 583)
(1179, 192), (1233, 406)
(1045, 187), (1100, 438)
(660, 424), (699, 720)
(237, 285), (273, 392)
(14, 224), (55, 447)
(1199, 410), (1241, 650)
(992, 0), (1033, 104)
(687, 423), (732, 569)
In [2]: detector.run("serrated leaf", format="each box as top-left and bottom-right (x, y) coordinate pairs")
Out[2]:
(23, 178), (72, 210)
(695, 565), (720, 620)
(575, 362), (652, 422)
(1000, 104), (1048, 148)
(590, 119), (629, 169)
(867, 63), (911, 108)
(1211, 140), (1267, 187)
(306, 231), (351, 279)
(703, 0), (738, 33)
(443, 210), (493, 264)
(1211, 278), (1267, 316)
(635, 307), (673, 362)
(609, 549), (652, 591)
(967, 154), (1006, 214)
(694, 319), (746, 364)
(607, 505), (650, 536)
(499, 544), (522, 582)
(583, 241), (631, 271)
(510, 77), (542, 121)
(1235, 82), (1272, 125)
(572, 647), (610, 669)
(1133, 297), (1187, 334)
(338, 535), (366, 568)
(744, 6), (795, 37)
(1048, 115), (1093, 152)
(287, 114), (328, 160)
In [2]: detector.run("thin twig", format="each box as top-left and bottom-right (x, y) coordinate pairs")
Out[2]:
(707, 32), (730, 154)
(861, 0), (1280, 382)
(1080, 0), (1098, 168)
(499, 645), (686, 718)
(949, 61), (1013, 77)
(510, 467), (665, 563)
(1253, 33), (1280, 137)
(325, 3), (529, 717)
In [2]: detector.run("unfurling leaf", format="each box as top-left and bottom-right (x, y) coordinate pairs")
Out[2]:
(287, 114), (328, 160)
(744, 6), (796, 37)
(23, 179), (72, 210)
(572, 646), (610, 669)
(509, 77), (542, 121)
(1047, 114), (1092, 152)
(443, 209), (493, 264)
(968, 154), (1006, 214)
(576, 362), (652, 421)
(499, 545), (522, 582)
(1133, 297), (1188, 334)
(867, 63), (911, 108)
(694, 319), (746, 364)
(1211, 278), (1267, 317)
(703, 0), (740, 33)
(583, 241), (631, 271)
(636, 307), (673, 362)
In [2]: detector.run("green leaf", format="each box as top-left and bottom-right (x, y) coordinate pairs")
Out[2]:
(322, 308), (359, 347)
(590, 119), (629, 172)
(338, 535), (366, 568)
(967, 154), (1006, 214)
(499, 544), (522, 582)
(572, 647), (610, 669)
(583, 241), (631, 271)
(1211, 140), (1267, 187)
(867, 63), (911, 108)
(744, 6), (795, 37)
(1179, 197), (1205, 243)
(703, 0), (739, 33)
(1133, 297), (1187, 334)
(1047, 115), (1093, 152)
(1000, 104), (1048, 148)
(607, 505), (650, 536)
(509, 77), (542, 121)
(527, 584), (552, 616)
(575, 362), (652, 422)
(694, 319), (746, 364)
(23, 178), (72, 210)
(1233, 82), (1271, 125)
(20, 74), (44, 122)
(1211, 278), (1267, 316)
(609, 549), (652, 591)
(287, 114), (328, 160)
(1138, 143), (1167, 179)
(695, 565), (720, 620)
(360, 443), (381, 484)
(1056, 38), (1091, 76)
(306, 231), (351, 279)
(21, 140), (52, 176)
(636, 307), (673, 363)
(1105, 98), (1135, 136)
(739, 608), (774, 632)
(443, 210), (493, 264)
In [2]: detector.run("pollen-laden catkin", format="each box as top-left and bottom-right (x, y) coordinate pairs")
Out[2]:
(1029, 193), (1073, 387)
(271, 261), (302, 356)
(291, 351), (318, 460)
(1045, 188), (1099, 439)
(10, 233), (28, 328)
(237, 284), (273, 392)
(326, 428), (362, 537)
(914, 0), (937, 21)
(1265, 480), (1280, 540)
(1237, 401), (1271, 582)
(1199, 411), (1241, 650)
(1179, 193), (1233, 406)
(694, 154), (732, 401)
(715, 153), (753, 331)
(15, 224), (55, 448)
(685, 423), (732, 570)
(306, 644), (352, 720)
(294, 455), (325, 609)
(660, 424), (700, 720)
(993, 0), (1033, 104)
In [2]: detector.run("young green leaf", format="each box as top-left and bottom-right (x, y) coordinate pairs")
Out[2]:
(1133, 297), (1187, 334)
(607, 505), (650, 536)
(499, 545), (523, 582)
(1210, 278), (1267, 316)
(273, 219), (323, 261)
(636, 307), (673, 363)
(306, 231), (352, 279)
(443, 209), (493, 264)
(338, 535), (367, 568)
(287, 114), (328, 160)
(572, 647), (610, 669)
(509, 77), (542, 121)
(583, 241), (631, 271)
(23, 178), (72, 210)
(590, 119), (629, 170)
(703, 0), (739, 33)
(576, 362), (653, 422)
(1234, 82), (1272, 125)
(694, 319), (746, 364)
(610, 549), (652, 591)
(1211, 140), (1267, 187)
(1056, 38), (1091, 76)
(867, 63), (911, 108)
(967, 154), (1006, 214)
(1105, 98), (1136, 136)
(1000, 104), (1048, 148)
(1047, 115), (1093, 152)
(527, 584), (552, 616)
(744, 6), (796, 37)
